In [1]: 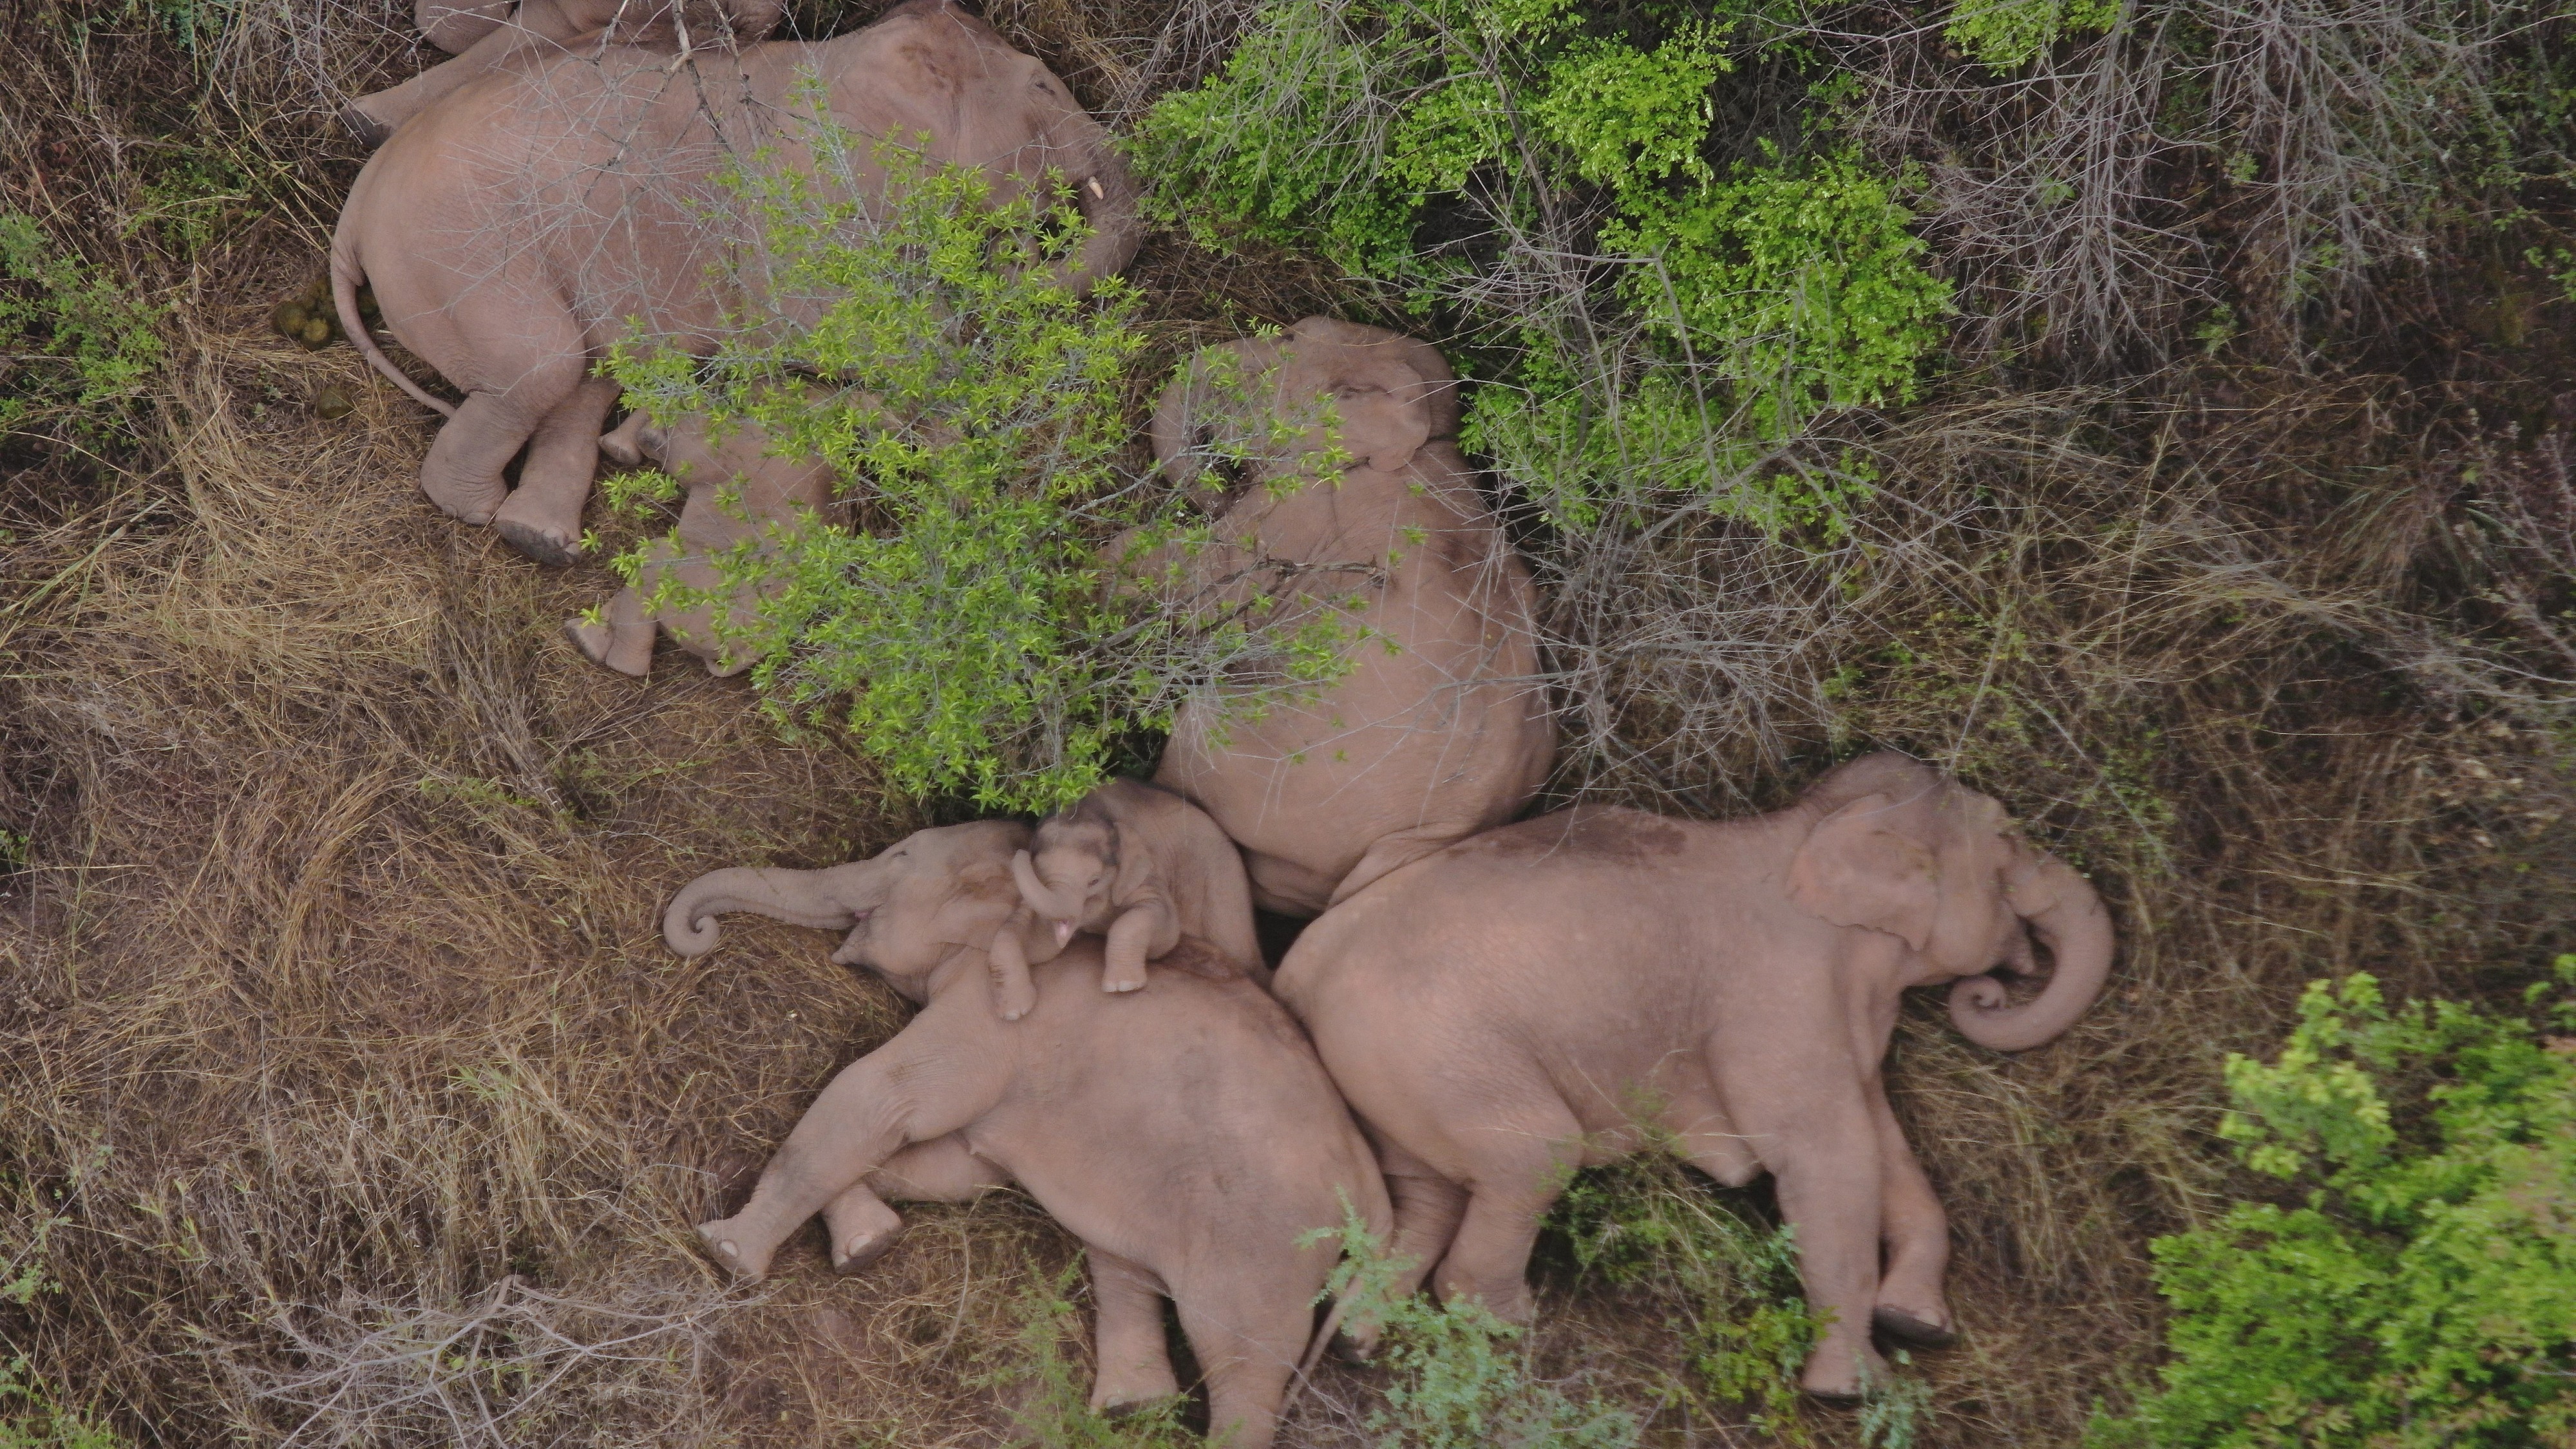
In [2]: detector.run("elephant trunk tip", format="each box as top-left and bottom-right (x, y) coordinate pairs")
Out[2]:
(665, 902), (722, 958)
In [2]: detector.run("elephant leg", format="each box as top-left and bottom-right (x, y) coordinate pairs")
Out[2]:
(986, 918), (1039, 1021)
(564, 584), (655, 677)
(495, 375), (619, 565)
(1730, 1079), (1888, 1401)
(697, 1025), (1001, 1282)
(1171, 1274), (1306, 1449)
(340, 15), (544, 145)
(819, 1133), (1011, 1274)
(1425, 1108), (1580, 1325)
(1086, 1249), (1180, 1414)
(1099, 900), (1170, 994)
(419, 0), (513, 53)
(1331, 1135), (1464, 1363)
(419, 388), (550, 527)
(1867, 1084), (1956, 1349)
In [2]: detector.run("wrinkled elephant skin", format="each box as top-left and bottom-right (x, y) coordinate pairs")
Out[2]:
(1273, 752), (2116, 1400)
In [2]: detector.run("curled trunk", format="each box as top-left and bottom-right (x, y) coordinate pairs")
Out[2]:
(1947, 853), (2114, 1052)
(663, 866), (862, 957)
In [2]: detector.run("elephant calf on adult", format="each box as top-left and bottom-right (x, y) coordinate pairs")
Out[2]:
(665, 822), (1387, 1448)
(1273, 752), (2115, 1400)
(331, 0), (1139, 565)
(1141, 319), (1557, 916)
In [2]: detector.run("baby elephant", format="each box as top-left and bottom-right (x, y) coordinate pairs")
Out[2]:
(665, 822), (1390, 1448)
(565, 408), (831, 677)
(1274, 753), (2115, 1401)
(989, 778), (1264, 1019)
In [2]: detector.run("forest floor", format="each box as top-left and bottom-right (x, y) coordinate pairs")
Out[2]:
(3, 1), (2574, 1446)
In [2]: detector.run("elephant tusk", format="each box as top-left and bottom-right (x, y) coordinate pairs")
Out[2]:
(1085, 176), (1104, 199)
(1052, 920), (1076, 946)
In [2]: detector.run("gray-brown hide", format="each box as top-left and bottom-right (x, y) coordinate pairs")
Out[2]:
(1141, 318), (1557, 916)
(1273, 753), (2115, 1400)
(330, 0), (1139, 566)
(341, 0), (786, 146)
(989, 778), (1264, 1019)
(565, 406), (832, 677)
(663, 821), (1389, 1448)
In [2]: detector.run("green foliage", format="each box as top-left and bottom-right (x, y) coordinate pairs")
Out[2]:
(1312, 1206), (1642, 1449)
(2092, 961), (2576, 1448)
(1548, 1157), (1817, 1432)
(1136, 0), (1951, 535)
(1943, 0), (2119, 75)
(0, 1361), (126, 1449)
(0, 211), (164, 440)
(610, 137), (1339, 811)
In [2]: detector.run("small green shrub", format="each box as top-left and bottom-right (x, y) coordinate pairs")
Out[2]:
(1548, 1157), (1817, 1432)
(0, 211), (164, 440)
(2092, 961), (2576, 1448)
(1943, 0), (2118, 74)
(609, 136), (1342, 811)
(1314, 1204), (1642, 1449)
(1135, 0), (1950, 535)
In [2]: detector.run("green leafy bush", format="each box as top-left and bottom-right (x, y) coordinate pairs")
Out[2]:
(1135, 0), (1949, 533)
(1314, 1208), (1642, 1449)
(0, 211), (164, 440)
(1942, 0), (2118, 74)
(2092, 962), (2576, 1448)
(607, 138), (1339, 811)
(1548, 1157), (1817, 1431)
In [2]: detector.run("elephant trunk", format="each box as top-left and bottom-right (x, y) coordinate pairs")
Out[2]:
(1010, 850), (1083, 923)
(1947, 853), (2114, 1052)
(664, 865), (863, 958)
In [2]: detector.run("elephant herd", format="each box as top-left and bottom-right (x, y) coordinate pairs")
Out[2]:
(328, 3), (2117, 1444)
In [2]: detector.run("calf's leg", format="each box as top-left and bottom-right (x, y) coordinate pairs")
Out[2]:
(1088, 1250), (1182, 1412)
(1866, 1084), (1956, 1347)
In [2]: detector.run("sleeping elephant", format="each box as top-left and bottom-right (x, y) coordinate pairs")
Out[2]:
(330, 0), (1140, 565)
(565, 404), (833, 677)
(989, 777), (1264, 1018)
(1136, 318), (1557, 916)
(663, 821), (1390, 1448)
(343, 0), (787, 146)
(1273, 752), (2116, 1401)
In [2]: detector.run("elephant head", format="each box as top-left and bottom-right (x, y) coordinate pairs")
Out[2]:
(1010, 808), (1120, 953)
(664, 821), (1050, 999)
(1150, 317), (1461, 494)
(1784, 753), (2114, 1052)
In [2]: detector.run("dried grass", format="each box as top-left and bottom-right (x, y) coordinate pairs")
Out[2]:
(3, 1), (2573, 1446)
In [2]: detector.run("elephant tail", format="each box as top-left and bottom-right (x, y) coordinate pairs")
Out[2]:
(332, 232), (455, 420)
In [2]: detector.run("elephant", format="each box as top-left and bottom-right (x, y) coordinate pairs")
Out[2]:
(1270, 752), (2116, 1401)
(1135, 317), (1558, 917)
(330, 0), (1140, 566)
(663, 820), (1391, 1448)
(989, 777), (1264, 1018)
(565, 404), (833, 677)
(341, 0), (786, 146)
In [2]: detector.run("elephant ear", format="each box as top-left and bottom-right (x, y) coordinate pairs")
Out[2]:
(1336, 361), (1432, 473)
(1786, 792), (1940, 951)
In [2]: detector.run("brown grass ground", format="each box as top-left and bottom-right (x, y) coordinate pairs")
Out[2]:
(5, 1), (2574, 1446)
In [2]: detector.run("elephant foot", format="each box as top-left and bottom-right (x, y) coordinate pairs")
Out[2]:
(1798, 1341), (1889, 1405)
(1099, 965), (1148, 994)
(829, 1222), (905, 1276)
(694, 1218), (773, 1282)
(992, 976), (1037, 1022)
(494, 510), (585, 567)
(1871, 1304), (1959, 1350)
(564, 614), (651, 677)
(1100, 1392), (1186, 1423)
